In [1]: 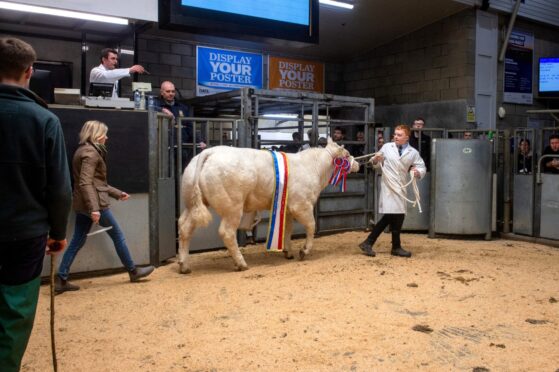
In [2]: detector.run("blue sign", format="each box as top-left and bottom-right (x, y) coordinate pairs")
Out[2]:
(196, 46), (263, 96)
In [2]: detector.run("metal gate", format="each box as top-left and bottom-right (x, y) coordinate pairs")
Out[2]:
(536, 128), (559, 240)
(512, 128), (536, 235)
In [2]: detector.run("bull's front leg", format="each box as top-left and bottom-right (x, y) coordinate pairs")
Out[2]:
(283, 213), (294, 260)
(218, 213), (248, 271)
(291, 204), (316, 260)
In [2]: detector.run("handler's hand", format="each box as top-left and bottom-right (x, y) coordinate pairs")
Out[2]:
(411, 167), (420, 178)
(91, 211), (101, 224)
(46, 238), (67, 256)
(370, 154), (384, 165)
(198, 141), (207, 150)
(120, 192), (130, 201)
(162, 108), (174, 118)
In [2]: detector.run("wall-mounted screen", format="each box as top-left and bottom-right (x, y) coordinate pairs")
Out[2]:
(160, 0), (319, 44)
(181, 0), (310, 25)
(539, 58), (559, 98)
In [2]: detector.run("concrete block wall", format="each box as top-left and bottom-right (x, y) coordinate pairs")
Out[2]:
(343, 9), (476, 107)
(495, 17), (559, 132)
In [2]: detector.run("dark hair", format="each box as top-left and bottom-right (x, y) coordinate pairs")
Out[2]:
(292, 132), (301, 140)
(100, 48), (118, 62)
(0, 37), (36, 80)
(414, 117), (425, 125)
(333, 126), (345, 134)
(519, 138), (531, 146)
(550, 134), (559, 141)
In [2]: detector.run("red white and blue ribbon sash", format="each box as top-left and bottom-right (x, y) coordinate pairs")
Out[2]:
(329, 157), (351, 192)
(266, 151), (289, 252)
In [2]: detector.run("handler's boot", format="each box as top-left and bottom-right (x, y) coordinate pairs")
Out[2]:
(55, 276), (80, 294)
(359, 240), (376, 257)
(129, 265), (155, 282)
(391, 246), (412, 258)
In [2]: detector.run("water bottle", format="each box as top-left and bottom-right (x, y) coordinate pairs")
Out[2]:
(147, 95), (155, 111)
(133, 90), (141, 110)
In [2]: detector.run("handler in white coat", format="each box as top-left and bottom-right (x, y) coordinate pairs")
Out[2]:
(90, 48), (146, 98)
(359, 124), (426, 257)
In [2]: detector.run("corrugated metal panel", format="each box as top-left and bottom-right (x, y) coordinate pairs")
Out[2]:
(490, 0), (559, 27)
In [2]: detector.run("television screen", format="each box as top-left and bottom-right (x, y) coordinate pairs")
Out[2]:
(539, 58), (559, 97)
(160, 0), (319, 44)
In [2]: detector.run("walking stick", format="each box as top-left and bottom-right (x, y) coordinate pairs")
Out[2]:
(50, 255), (58, 372)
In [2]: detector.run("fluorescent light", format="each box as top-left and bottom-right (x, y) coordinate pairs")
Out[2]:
(319, 0), (354, 10)
(119, 49), (135, 55)
(0, 1), (128, 25)
(263, 114), (298, 119)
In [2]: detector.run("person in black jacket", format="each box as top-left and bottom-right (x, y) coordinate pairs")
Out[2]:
(408, 117), (431, 171)
(0, 37), (72, 372)
(153, 81), (206, 169)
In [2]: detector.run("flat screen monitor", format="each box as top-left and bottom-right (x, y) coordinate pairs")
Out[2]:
(89, 82), (114, 98)
(29, 69), (54, 103)
(159, 0), (319, 44)
(538, 58), (559, 98)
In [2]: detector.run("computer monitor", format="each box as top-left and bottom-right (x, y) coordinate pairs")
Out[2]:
(29, 69), (54, 103)
(89, 82), (114, 98)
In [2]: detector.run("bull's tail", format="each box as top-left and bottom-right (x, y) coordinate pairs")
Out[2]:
(187, 149), (212, 227)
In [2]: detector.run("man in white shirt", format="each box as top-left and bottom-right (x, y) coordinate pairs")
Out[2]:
(89, 48), (146, 97)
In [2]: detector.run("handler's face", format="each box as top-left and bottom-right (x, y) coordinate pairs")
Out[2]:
(394, 129), (408, 146)
(551, 138), (559, 152)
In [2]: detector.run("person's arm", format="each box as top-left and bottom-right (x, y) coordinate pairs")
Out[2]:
(44, 117), (72, 242)
(370, 147), (385, 169)
(411, 152), (427, 179)
(90, 66), (131, 83)
(77, 148), (101, 214)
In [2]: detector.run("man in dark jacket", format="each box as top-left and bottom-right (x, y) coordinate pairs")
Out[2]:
(408, 117), (431, 171)
(0, 37), (72, 372)
(153, 80), (206, 169)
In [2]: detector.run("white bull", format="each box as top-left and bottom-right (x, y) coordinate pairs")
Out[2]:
(177, 138), (359, 273)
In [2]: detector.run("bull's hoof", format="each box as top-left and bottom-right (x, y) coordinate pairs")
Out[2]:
(283, 251), (294, 260)
(299, 250), (306, 260)
(178, 263), (192, 274)
(235, 265), (249, 272)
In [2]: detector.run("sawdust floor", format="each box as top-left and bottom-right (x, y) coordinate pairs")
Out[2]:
(22, 232), (559, 371)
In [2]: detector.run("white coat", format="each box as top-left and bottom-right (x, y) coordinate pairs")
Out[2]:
(373, 142), (426, 214)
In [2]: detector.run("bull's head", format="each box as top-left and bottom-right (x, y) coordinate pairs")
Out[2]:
(326, 137), (360, 173)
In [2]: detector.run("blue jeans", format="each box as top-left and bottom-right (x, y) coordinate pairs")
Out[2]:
(58, 209), (135, 280)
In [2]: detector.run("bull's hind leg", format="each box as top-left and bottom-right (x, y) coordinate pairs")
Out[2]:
(283, 214), (295, 260)
(291, 203), (316, 260)
(178, 212), (196, 274)
(219, 213), (248, 271)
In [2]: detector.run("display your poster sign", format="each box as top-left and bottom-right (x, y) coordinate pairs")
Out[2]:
(504, 30), (534, 105)
(196, 46), (263, 96)
(268, 56), (324, 93)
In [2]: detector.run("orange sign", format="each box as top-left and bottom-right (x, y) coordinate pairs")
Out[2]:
(268, 56), (324, 93)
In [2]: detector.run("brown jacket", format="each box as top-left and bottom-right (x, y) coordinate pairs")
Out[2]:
(72, 142), (122, 213)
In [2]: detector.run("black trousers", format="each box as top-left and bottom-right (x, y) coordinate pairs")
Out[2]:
(364, 214), (405, 249)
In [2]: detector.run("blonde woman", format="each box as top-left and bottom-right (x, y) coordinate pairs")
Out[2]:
(56, 120), (154, 293)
